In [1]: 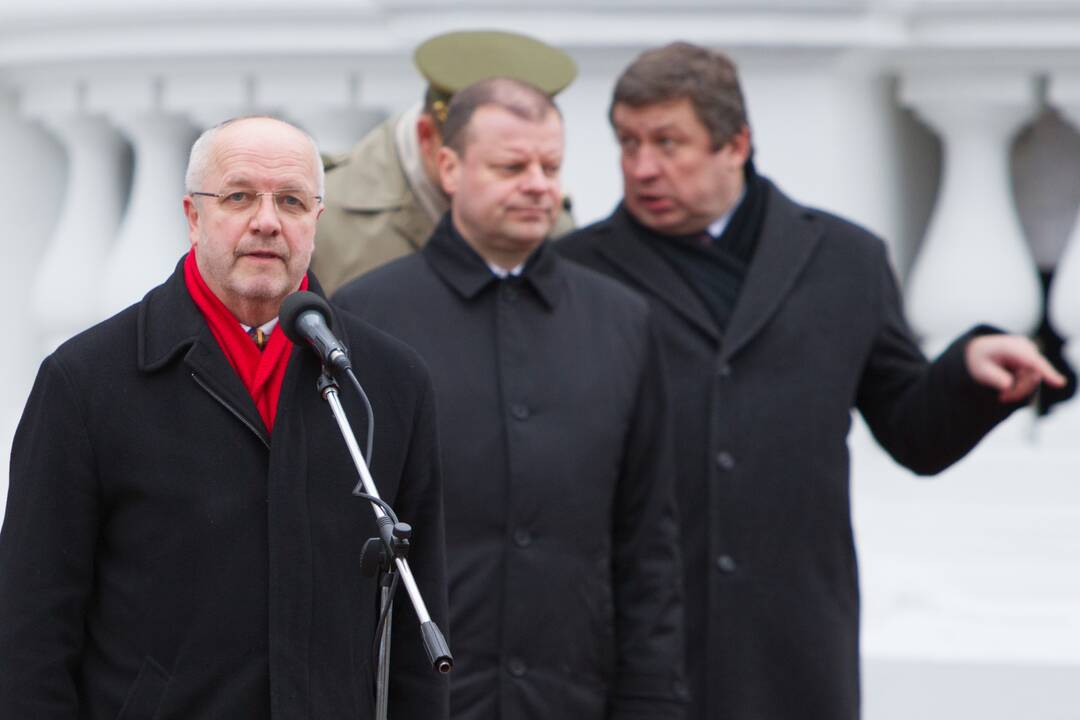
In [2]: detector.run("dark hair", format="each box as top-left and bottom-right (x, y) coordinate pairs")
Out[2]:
(611, 42), (748, 150)
(441, 77), (560, 155)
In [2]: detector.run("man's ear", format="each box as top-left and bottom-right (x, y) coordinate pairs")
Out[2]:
(436, 145), (461, 196)
(725, 125), (752, 165)
(417, 113), (442, 157)
(183, 195), (200, 248)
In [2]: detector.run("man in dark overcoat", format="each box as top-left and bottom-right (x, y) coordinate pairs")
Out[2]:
(334, 78), (688, 720)
(0, 116), (449, 719)
(556, 43), (1065, 720)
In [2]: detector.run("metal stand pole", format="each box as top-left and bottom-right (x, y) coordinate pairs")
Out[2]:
(316, 373), (452, 720)
(375, 574), (394, 719)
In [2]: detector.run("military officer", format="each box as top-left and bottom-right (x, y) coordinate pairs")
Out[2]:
(313, 30), (578, 293)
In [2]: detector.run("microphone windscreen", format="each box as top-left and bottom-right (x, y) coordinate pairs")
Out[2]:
(279, 291), (334, 344)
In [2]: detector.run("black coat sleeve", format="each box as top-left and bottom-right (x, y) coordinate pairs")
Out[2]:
(855, 244), (1020, 475)
(0, 356), (99, 717)
(609, 320), (688, 720)
(387, 369), (450, 720)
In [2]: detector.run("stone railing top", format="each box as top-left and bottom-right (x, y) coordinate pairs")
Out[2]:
(0, 2), (1073, 60)
(3, 1), (1080, 74)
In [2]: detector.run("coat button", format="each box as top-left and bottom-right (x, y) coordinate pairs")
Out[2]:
(717, 363), (732, 378)
(511, 403), (530, 420)
(513, 528), (532, 548)
(507, 657), (528, 677)
(716, 554), (737, 574)
(715, 451), (735, 470)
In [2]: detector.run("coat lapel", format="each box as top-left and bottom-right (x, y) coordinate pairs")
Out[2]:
(596, 209), (720, 344)
(137, 258), (346, 447)
(138, 260), (267, 443)
(719, 184), (822, 363)
(183, 335), (272, 443)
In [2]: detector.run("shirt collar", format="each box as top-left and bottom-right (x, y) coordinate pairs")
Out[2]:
(239, 318), (279, 335)
(421, 213), (563, 309)
(707, 185), (746, 240)
(486, 261), (525, 278)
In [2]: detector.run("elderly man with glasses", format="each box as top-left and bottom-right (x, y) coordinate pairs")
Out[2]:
(0, 116), (449, 720)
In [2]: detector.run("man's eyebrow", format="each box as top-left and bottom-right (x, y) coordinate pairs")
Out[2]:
(219, 175), (313, 191)
(648, 123), (684, 134)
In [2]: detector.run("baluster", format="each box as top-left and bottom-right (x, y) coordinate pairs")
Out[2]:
(30, 113), (128, 353)
(0, 90), (65, 405)
(900, 73), (1043, 356)
(102, 112), (198, 316)
(1041, 75), (1080, 444)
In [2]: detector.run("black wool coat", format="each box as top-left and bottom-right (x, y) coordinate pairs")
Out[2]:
(0, 259), (449, 720)
(556, 181), (1018, 720)
(334, 218), (688, 720)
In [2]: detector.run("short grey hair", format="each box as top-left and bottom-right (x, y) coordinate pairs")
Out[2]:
(184, 115), (325, 198)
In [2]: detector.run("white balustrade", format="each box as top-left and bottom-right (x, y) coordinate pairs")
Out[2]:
(29, 113), (128, 355)
(900, 73), (1043, 356)
(0, 90), (64, 407)
(1041, 73), (1080, 444)
(102, 112), (198, 316)
(0, 88), (66, 506)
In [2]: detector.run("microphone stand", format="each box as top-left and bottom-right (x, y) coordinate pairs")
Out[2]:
(315, 371), (452, 720)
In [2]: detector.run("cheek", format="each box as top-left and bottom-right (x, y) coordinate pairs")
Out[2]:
(489, 182), (519, 212)
(289, 226), (317, 258)
(670, 160), (711, 203)
(620, 157), (636, 187)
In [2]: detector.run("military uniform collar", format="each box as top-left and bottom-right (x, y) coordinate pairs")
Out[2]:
(394, 104), (449, 223)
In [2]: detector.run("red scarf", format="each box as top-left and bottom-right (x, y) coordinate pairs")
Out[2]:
(183, 251), (308, 433)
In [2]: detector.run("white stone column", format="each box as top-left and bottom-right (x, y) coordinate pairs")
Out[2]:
(0, 87), (67, 507)
(1040, 74), (1080, 445)
(101, 112), (198, 317)
(0, 90), (65, 405)
(900, 73), (1043, 355)
(29, 113), (128, 353)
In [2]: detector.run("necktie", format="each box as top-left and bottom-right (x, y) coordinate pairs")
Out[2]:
(249, 327), (266, 351)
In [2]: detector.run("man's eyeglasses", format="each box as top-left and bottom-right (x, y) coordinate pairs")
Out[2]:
(190, 189), (323, 217)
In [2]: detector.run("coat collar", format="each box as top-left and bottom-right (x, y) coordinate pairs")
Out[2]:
(719, 182), (821, 362)
(595, 179), (822, 361)
(137, 256), (343, 441)
(326, 114), (436, 252)
(421, 213), (565, 310)
(600, 207), (719, 343)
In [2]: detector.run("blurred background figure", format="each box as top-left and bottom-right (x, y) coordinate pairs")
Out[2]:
(558, 41), (1064, 720)
(313, 29), (578, 293)
(336, 77), (687, 720)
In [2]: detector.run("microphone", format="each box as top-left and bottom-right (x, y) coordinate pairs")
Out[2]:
(280, 291), (352, 374)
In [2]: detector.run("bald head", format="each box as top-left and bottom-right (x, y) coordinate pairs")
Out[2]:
(182, 115), (325, 326)
(185, 116), (325, 198)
